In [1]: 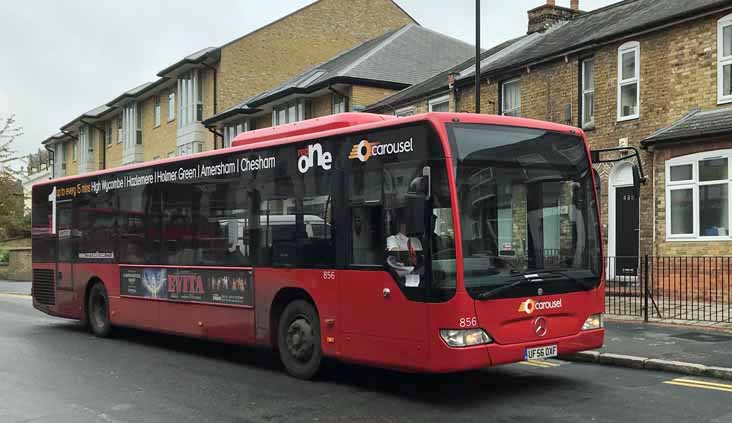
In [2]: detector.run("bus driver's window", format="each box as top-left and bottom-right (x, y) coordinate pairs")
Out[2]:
(385, 208), (424, 287)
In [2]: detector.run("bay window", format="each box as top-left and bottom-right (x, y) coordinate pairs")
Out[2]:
(222, 120), (251, 148)
(501, 78), (521, 117)
(272, 99), (309, 126)
(718, 14), (732, 103)
(178, 70), (203, 128)
(617, 42), (640, 121)
(666, 150), (731, 240)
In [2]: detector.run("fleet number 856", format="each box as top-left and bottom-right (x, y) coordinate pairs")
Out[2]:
(459, 317), (478, 328)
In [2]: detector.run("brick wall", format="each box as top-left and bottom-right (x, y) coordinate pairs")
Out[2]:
(451, 13), (732, 257)
(351, 86), (397, 110)
(217, 0), (415, 111)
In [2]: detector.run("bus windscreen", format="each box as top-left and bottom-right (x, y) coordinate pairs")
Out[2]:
(447, 123), (602, 300)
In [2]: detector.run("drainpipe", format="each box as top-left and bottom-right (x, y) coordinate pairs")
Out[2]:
(44, 145), (55, 179)
(208, 127), (224, 149)
(202, 63), (218, 148)
(81, 119), (107, 170)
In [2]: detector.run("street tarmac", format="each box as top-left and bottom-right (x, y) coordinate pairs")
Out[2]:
(1, 294), (731, 423)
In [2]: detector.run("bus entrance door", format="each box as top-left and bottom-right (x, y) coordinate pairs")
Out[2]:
(55, 200), (74, 291)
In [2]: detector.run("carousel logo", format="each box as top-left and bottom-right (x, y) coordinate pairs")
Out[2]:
(297, 143), (332, 173)
(348, 138), (414, 162)
(518, 298), (562, 315)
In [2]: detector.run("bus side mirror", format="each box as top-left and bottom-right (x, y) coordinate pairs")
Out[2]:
(407, 166), (431, 200)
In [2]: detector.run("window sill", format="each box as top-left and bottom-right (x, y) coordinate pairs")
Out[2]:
(666, 236), (732, 242)
(154, 124), (161, 129)
(717, 97), (732, 105)
(167, 118), (175, 123)
(582, 123), (596, 132)
(617, 115), (639, 123)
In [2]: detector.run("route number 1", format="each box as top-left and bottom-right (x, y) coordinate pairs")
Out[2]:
(48, 186), (56, 234)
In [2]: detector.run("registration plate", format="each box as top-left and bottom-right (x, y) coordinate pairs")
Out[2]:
(524, 345), (558, 360)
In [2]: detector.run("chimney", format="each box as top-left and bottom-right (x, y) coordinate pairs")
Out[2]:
(527, 0), (582, 34)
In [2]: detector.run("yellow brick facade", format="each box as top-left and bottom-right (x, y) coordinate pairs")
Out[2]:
(351, 86), (398, 110)
(451, 13), (732, 256)
(217, 0), (414, 111)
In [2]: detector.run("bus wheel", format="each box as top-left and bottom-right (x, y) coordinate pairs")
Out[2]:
(87, 282), (112, 337)
(277, 300), (322, 379)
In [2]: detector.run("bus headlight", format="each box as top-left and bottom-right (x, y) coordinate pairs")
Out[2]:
(582, 313), (604, 330)
(440, 329), (493, 347)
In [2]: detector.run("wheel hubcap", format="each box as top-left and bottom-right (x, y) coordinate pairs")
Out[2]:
(286, 317), (314, 362)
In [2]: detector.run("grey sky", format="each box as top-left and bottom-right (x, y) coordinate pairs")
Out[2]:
(0, 0), (616, 160)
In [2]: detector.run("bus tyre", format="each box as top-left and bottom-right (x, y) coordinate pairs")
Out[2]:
(277, 300), (322, 379)
(87, 282), (112, 338)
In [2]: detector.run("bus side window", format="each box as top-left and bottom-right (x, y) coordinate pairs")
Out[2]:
(349, 166), (383, 266)
(350, 206), (382, 265)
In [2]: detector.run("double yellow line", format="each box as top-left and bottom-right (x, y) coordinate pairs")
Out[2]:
(664, 378), (732, 393)
(519, 360), (561, 368)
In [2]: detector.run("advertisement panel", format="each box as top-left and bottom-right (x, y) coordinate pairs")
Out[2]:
(121, 267), (253, 306)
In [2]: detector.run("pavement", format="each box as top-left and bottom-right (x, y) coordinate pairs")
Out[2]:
(1, 293), (732, 422)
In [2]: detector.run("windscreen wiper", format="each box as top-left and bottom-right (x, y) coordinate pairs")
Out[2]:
(476, 274), (540, 299)
(475, 270), (594, 300)
(530, 270), (595, 291)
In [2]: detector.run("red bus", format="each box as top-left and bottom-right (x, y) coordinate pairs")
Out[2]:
(32, 112), (604, 379)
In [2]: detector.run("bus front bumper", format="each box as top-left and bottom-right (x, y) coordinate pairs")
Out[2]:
(428, 328), (604, 373)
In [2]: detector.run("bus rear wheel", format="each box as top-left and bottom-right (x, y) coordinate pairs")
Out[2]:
(277, 300), (322, 379)
(87, 282), (112, 338)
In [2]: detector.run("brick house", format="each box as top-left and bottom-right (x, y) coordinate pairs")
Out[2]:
(368, 0), (732, 267)
(202, 24), (475, 142)
(42, 0), (417, 176)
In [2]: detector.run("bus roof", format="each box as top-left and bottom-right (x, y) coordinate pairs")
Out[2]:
(35, 112), (583, 188)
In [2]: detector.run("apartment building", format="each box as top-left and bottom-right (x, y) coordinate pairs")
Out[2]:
(42, 0), (417, 175)
(368, 0), (732, 264)
(203, 24), (475, 143)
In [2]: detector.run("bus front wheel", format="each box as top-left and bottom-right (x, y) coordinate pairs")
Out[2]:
(277, 300), (322, 379)
(87, 282), (112, 337)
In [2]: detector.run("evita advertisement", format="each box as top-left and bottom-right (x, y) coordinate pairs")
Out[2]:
(121, 267), (253, 306)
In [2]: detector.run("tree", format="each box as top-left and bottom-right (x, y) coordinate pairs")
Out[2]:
(0, 115), (22, 174)
(0, 115), (27, 238)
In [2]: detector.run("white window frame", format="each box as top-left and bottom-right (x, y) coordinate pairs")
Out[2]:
(331, 93), (347, 114)
(168, 92), (176, 121)
(581, 58), (595, 128)
(177, 70), (203, 128)
(154, 96), (161, 127)
(117, 115), (122, 144)
(617, 41), (640, 121)
(428, 95), (449, 112)
(72, 141), (77, 162)
(394, 106), (416, 117)
(500, 78), (521, 117)
(272, 99), (309, 126)
(665, 149), (732, 241)
(223, 120), (250, 148)
(717, 14), (732, 104)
